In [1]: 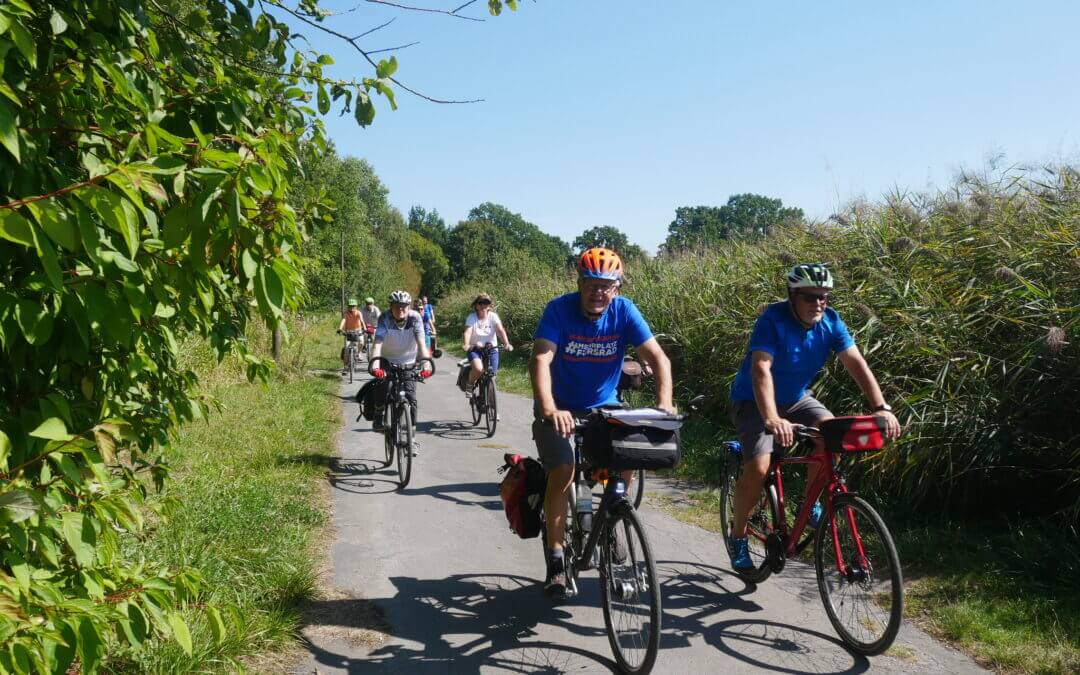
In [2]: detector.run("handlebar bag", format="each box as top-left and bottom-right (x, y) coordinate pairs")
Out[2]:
(585, 409), (683, 471)
(820, 415), (887, 453)
(498, 454), (546, 539)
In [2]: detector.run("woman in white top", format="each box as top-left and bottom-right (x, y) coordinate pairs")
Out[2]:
(462, 293), (513, 392)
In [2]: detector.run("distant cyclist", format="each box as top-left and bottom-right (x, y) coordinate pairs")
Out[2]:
(337, 298), (363, 374)
(530, 247), (674, 599)
(370, 290), (433, 448)
(361, 296), (381, 331)
(421, 295), (436, 350)
(726, 263), (902, 571)
(462, 293), (513, 394)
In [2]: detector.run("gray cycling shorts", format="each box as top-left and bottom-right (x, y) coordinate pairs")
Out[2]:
(532, 404), (586, 470)
(729, 395), (833, 461)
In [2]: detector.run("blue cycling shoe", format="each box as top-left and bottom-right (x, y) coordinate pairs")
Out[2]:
(728, 536), (754, 570)
(808, 501), (823, 529)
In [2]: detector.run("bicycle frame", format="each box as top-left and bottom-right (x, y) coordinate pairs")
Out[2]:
(766, 443), (869, 578)
(571, 464), (632, 574)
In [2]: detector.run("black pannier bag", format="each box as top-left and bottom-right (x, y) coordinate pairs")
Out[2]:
(583, 408), (683, 471)
(456, 360), (470, 392)
(354, 379), (380, 421)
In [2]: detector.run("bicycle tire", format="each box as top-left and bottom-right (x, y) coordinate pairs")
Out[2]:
(600, 505), (661, 674)
(484, 377), (498, 437)
(365, 336), (374, 363)
(346, 346), (354, 384)
(470, 380), (482, 426)
(382, 406), (393, 467)
(396, 404), (413, 489)
(814, 493), (903, 655)
(719, 453), (778, 584)
(630, 469), (645, 510)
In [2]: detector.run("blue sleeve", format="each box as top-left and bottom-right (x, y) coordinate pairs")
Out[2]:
(831, 312), (855, 353)
(747, 313), (780, 356)
(374, 316), (387, 342)
(534, 299), (561, 345)
(622, 299), (653, 348)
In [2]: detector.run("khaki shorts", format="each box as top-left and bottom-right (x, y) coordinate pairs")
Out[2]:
(729, 395), (833, 460)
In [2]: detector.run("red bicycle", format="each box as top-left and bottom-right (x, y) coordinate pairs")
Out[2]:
(719, 416), (903, 655)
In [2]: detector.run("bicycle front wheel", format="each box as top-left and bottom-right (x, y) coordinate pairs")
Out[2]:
(629, 469), (645, 510)
(346, 348), (355, 384)
(600, 506), (660, 674)
(719, 452), (778, 583)
(396, 405), (414, 489)
(484, 377), (498, 437)
(814, 493), (903, 655)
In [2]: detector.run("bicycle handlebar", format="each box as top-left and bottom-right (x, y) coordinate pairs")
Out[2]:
(367, 356), (436, 377)
(556, 394), (707, 432)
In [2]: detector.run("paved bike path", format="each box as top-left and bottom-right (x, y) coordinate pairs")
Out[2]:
(295, 353), (986, 674)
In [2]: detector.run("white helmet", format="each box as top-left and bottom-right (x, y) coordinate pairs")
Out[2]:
(388, 290), (412, 305)
(787, 263), (834, 289)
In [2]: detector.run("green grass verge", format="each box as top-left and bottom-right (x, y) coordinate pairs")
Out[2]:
(654, 490), (1080, 673)
(119, 314), (343, 671)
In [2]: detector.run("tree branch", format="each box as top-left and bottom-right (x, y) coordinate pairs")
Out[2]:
(367, 41), (419, 55)
(364, 0), (484, 21)
(352, 17), (395, 40)
(0, 170), (117, 211)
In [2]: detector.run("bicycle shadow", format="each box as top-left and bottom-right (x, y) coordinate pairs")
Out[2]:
(655, 559), (871, 674)
(416, 419), (489, 441)
(303, 572), (618, 673)
(400, 481), (502, 511)
(325, 456), (400, 495)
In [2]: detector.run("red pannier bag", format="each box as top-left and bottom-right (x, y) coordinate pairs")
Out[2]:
(498, 454), (547, 539)
(819, 415), (888, 453)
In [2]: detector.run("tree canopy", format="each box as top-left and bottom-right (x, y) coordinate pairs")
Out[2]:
(572, 225), (646, 260)
(663, 194), (804, 251)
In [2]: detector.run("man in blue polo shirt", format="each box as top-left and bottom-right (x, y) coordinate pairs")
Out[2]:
(531, 247), (674, 599)
(727, 263), (901, 571)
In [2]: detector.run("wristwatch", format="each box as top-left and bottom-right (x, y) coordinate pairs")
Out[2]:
(872, 403), (893, 413)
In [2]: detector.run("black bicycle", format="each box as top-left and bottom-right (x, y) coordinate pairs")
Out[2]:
(541, 397), (702, 674)
(368, 357), (434, 489)
(338, 329), (362, 383)
(468, 343), (499, 438)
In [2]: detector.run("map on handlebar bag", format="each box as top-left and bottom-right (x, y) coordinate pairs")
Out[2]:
(600, 407), (683, 430)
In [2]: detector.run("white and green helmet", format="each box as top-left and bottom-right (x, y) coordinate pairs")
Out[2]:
(787, 263), (834, 289)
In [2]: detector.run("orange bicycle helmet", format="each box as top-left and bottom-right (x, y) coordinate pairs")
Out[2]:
(577, 247), (623, 280)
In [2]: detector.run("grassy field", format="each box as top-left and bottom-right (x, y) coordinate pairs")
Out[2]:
(118, 313), (343, 671)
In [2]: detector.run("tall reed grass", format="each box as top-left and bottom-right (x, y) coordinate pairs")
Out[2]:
(441, 167), (1080, 518)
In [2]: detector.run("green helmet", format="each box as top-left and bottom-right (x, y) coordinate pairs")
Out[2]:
(347, 298), (358, 307)
(787, 263), (834, 289)
(364, 297), (375, 304)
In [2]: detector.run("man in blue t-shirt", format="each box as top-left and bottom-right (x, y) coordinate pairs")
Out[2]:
(530, 247), (674, 599)
(727, 263), (901, 572)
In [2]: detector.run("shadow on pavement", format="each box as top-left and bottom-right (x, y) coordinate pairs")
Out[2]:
(657, 559), (870, 674)
(322, 456), (399, 495)
(401, 481), (502, 510)
(303, 572), (617, 673)
(416, 419), (489, 441)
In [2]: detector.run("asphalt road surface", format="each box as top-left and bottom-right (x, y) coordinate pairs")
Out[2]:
(294, 353), (986, 674)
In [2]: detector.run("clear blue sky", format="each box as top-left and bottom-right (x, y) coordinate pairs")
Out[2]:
(290, 1), (1080, 252)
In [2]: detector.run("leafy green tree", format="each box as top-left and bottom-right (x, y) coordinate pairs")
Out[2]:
(663, 194), (804, 250)
(0, 0), (519, 668)
(292, 146), (399, 309)
(468, 202), (570, 270)
(444, 218), (516, 283)
(407, 231), (450, 297)
(572, 225), (646, 260)
(407, 205), (448, 249)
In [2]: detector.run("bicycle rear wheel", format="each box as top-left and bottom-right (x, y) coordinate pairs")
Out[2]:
(346, 347), (355, 384)
(396, 405), (414, 489)
(469, 381), (482, 426)
(814, 493), (903, 655)
(600, 506), (660, 674)
(719, 452), (779, 583)
(484, 377), (498, 437)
